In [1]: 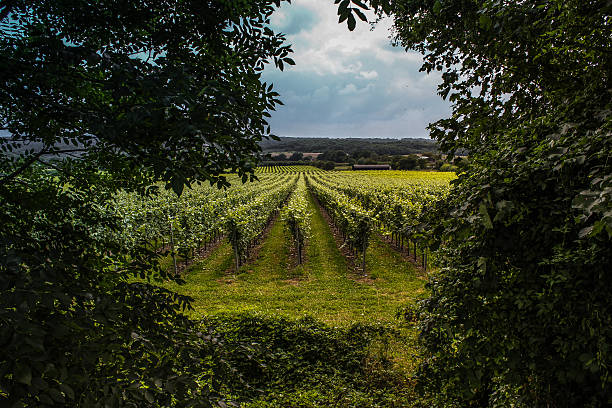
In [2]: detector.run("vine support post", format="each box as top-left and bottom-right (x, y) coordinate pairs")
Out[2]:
(234, 244), (240, 275)
(297, 227), (303, 265)
(362, 238), (367, 276)
(169, 220), (177, 276)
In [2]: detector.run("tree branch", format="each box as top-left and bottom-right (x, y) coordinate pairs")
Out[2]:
(0, 147), (48, 186)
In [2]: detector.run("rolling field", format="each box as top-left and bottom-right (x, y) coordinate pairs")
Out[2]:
(162, 183), (428, 326)
(111, 167), (456, 406)
(116, 166), (455, 326)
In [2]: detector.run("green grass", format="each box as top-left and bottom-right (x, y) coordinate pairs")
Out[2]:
(157, 191), (429, 404)
(162, 191), (426, 327)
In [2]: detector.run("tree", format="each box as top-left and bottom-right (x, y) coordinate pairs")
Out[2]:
(289, 151), (304, 161)
(352, 149), (371, 160)
(1, 0), (294, 194)
(337, 0), (611, 406)
(332, 150), (348, 162)
(314, 160), (335, 170)
(399, 156), (418, 170)
(452, 156), (468, 170)
(0, 1), (294, 406)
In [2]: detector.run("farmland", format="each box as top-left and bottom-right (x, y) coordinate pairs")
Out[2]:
(113, 167), (455, 323)
(110, 166), (454, 405)
(113, 166), (454, 280)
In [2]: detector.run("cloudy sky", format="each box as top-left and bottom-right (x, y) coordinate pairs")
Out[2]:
(261, 0), (452, 139)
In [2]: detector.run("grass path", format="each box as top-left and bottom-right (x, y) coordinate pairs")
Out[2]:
(163, 191), (426, 326)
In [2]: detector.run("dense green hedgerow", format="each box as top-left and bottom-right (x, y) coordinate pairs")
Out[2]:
(199, 313), (417, 407)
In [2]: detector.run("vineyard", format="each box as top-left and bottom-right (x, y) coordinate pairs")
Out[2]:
(110, 168), (455, 323)
(86, 167), (457, 404)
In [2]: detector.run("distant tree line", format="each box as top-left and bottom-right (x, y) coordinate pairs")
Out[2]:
(265, 149), (467, 171)
(259, 136), (439, 155)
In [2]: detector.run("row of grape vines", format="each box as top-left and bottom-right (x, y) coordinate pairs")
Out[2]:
(109, 174), (297, 272)
(281, 174), (311, 264)
(256, 165), (323, 173)
(307, 171), (454, 272)
(226, 175), (297, 271)
(110, 169), (452, 274)
(306, 174), (373, 273)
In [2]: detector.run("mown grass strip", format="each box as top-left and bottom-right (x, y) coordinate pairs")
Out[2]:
(161, 189), (427, 327)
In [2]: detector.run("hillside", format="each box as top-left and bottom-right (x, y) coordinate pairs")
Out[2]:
(260, 136), (438, 155)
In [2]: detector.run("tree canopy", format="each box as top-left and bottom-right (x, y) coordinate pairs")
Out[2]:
(1, 0), (295, 194)
(0, 1), (294, 406)
(338, 0), (611, 405)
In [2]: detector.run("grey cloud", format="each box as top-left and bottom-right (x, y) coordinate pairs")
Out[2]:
(263, 0), (451, 139)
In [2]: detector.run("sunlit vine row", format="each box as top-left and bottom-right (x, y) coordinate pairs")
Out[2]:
(281, 174), (311, 264)
(311, 171), (453, 239)
(110, 174), (295, 265)
(226, 174), (298, 270)
(305, 174), (373, 274)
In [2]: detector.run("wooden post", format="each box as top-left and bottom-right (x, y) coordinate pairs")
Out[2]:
(234, 243), (240, 274)
(362, 238), (367, 276)
(169, 220), (177, 275)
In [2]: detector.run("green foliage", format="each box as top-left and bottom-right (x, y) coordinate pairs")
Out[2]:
(198, 314), (413, 407)
(0, 168), (215, 406)
(391, 155), (418, 170)
(384, 0), (612, 406)
(289, 152), (304, 161)
(438, 163), (455, 172)
(1, 0), (292, 192)
(0, 0), (296, 406)
(313, 160), (336, 170)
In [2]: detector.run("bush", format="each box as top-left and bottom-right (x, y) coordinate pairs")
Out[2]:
(438, 163), (456, 172)
(198, 314), (416, 407)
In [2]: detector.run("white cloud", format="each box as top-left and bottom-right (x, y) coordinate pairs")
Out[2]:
(338, 83), (375, 96)
(262, 0), (452, 138)
(270, 9), (289, 28)
(338, 83), (357, 95)
(358, 70), (378, 80)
